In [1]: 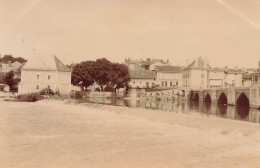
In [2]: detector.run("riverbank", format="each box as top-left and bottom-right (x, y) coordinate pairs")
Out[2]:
(0, 98), (259, 168)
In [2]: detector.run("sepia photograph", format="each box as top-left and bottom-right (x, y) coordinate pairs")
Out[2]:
(0, 0), (260, 167)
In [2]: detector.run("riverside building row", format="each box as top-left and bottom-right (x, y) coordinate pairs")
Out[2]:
(126, 56), (258, 90)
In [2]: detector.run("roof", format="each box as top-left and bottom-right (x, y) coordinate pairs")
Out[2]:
(22, 55), (71, 72)
(129, 70), (156, 79)
(184, 57), (211, 70)
(209, 67), (224, 72)
(142, 59), (167, 66)
(155, 66), (182, 73)
(11, 61), (23, 71)
(224, 69), (243, 74)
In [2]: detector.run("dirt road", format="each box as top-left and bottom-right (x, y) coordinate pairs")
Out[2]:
(0, 99), (259, 168)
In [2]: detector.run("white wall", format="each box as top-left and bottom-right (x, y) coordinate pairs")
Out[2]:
(183, 69), (208, 89)
(225, 73), (242, 87)
(208, 71), (225, 88)
(157, 72), (182, 87)
(129, 79), (156, 88)
(19, 70), (71, 95)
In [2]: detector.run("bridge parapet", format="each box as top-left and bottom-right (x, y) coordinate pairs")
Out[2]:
(191, 86), (260, 109)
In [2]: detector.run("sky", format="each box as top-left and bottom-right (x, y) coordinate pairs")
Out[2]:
(1, 0), (260, 68)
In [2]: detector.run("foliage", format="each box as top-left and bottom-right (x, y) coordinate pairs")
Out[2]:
(40, 88), (54, 95)
(4, 71), (16, 91)
(71, 61), (96, 90)
(93, 58), (112, 90)
(0, 55), (27, 63)
(17, 93), (44, 102)
(71, 58), (130, 91)
(104, 84), (114, 92)
(110, 63), (130, 90)
(0, 72), (5, 83)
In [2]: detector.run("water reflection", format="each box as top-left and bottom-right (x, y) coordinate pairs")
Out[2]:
(77, 97), (260, 124)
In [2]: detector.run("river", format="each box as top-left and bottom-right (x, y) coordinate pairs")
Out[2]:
(77, 97), (260, 124)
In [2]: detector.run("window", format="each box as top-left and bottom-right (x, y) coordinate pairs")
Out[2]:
(48, 75), (51, 80)
(37, 75), (39, 79)
(47, 85), (51, 89)
(133, 81), (135, 84)
(170, 82), (172, 86)
(176, 82), (178, 86)
(36, 85), (39, 90)
(161, 81), (164, 86)
(165, 82), (167, 86)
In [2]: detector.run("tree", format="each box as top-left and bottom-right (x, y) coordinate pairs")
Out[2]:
(2, 55), (14, 63)
(71, 61), (95, 90)
(93, 58), (112, 91)
(4, 71), (18, 91)
(0, 72), (5, 84)
(110, 63), (130, 91)
(14, 57), (27, 63)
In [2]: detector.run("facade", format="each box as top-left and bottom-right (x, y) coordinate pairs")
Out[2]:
(155, 66), (182, 88)
(182, 56), (210, 89)
(242, 72), (252, 87)
(1, 62), (12, 72)
(208, 68), (225, 88)
(129, 70), (156, 88)
(19, 55), (72, 95)
(224, 69), (243, 87)
(124, 58), (169, 71)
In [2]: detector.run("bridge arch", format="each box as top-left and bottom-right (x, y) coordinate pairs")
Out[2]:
(236, 93), (250, 119)
(217, 92), (227, 104)
(236, 93), (249, 107)
(193, 92), (199, 101)
(204, 93), (211, 102)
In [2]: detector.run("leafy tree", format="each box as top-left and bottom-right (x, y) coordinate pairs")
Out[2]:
(110, 63), (130, 91)
(4, 71), (18, 91)
(93, 58), (112, 91)
(0, 72), (5, 83)
(71, 61), (95, 90)
(2, 55), (14, 63)
(14, 57), (27, 63)
(71, 58), (130, 92)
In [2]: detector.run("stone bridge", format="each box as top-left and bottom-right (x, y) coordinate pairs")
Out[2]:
(191, 87), (260, 109)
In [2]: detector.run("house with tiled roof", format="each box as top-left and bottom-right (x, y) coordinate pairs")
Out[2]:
(129, 70), (156, 88)
(18, 55), (71, 95)
(182, 56), (210, 89)
(124, 58), (169, 71)
(224, 68), (243, 87)
(154, 66), (183, 88)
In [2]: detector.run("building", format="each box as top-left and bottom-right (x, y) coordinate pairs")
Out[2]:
(124, 58), (169, 71)
(224, 69), (243, 87)
(1, 62), (12, 72)
(208, 67), (225, 88)
(18, 55), (72, 95)
(242, 72), (252, 87)
(154, 65), (183, 88)
(129, 70), (156, 88)
(124, 58), (142, 70)
(182, 56), (210, 89)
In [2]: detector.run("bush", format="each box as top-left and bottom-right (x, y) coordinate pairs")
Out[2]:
(40, 88), (54, 95)
(17, 93), (44, 102)
(104, 84), (114, 92)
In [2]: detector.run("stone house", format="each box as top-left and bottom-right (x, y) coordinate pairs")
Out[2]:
(129, 70), (156, 88)
(18, 55), (71, 95)
(182, 56), (210, 89)
(224, 69), (243, 87)
(154, 65), (183, 88)
(208, 67), (225, 88)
